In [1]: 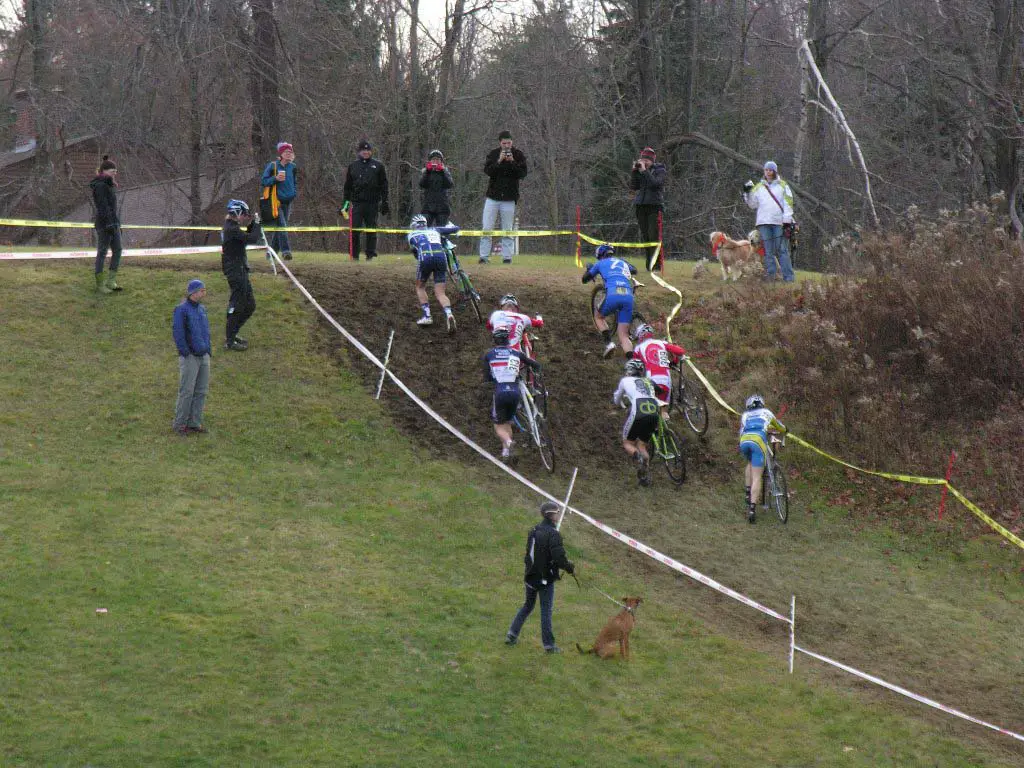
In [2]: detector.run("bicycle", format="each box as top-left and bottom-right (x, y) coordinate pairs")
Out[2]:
(443, 236), (483, 324)
(590, 276), (647, 339)
(761, 433), (789, 523)
(631, 403), (685, 487)
(669, 360), (709, 437)
(512, 353), (555, 472)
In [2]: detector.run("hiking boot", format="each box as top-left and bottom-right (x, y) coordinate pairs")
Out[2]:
(478, 258), (489, 265)
(544, 646), (562, 654)
(446, 314), (457, 334)
(282, 251), (293, 261)
(105, 271), (123, 292)
(504, 635), (517, 646)
(225, 338), (248, 352)
(365, 253), (376, 261)
(234, 336), (247, 345)
(602, 341), (616, 359)
(95, 273), (113, 294)
(187, 425), (207, 434)
(747, 505), (757, 524)
(416, 315), (433, 326)
(502, 259), (512, 265)
(172, 425), (189, 437)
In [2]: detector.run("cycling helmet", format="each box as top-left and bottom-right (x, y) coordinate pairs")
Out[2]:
(625, 359), (646, 377)
(226, 199), (250, 216)
(595, 243), (615, 259)
(410, 214), (428, 229)
(428, 149), (444, 160)
(632, 323), (655, 342)
(492, 328), (511, 346)
(745, 394), (765, 410)
(499, 293), (519, 308)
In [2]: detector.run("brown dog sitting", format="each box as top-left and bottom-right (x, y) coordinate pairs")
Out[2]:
(709, 231), (761, 281)
(576, 597), (642, 660)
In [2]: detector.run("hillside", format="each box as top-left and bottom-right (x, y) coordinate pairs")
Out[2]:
(0, 258), (1021, 766)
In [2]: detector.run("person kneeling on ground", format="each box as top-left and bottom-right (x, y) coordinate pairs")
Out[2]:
(613, 358), (660, 486)
(481, 327), (540, 463)
(738, 394), (787, 524)
(407, 214), (459, 333)
(221, 199), (263, 351)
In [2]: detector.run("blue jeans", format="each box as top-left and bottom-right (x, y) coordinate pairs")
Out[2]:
(507, 581), (555, 649)
(479, 198), (516, 262)
(758, 224), (794, 281)
(273, 200), (292, 255)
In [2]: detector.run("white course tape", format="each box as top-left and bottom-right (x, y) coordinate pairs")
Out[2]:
(269, 256), (791, 625)
(0, 245), (264, 261)
(794, 645), (1024, 743)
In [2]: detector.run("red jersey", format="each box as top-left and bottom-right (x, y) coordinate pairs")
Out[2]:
(487, 310), (544, 353)
(633, 338), (686, 379)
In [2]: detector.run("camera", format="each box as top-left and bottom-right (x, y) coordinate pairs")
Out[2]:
(502, 149), (512, 160)
(633, 161), (643, 171)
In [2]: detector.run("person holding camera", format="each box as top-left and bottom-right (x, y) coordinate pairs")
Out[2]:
(479, 130), (528, 265)
(629, 146), (667, 270)
(342, 139), (390, 261)
(742, 160), (796, 282)
(419, 149), (454, 227)
(221, 199), (263, 352)
(260, 141), (298, 260)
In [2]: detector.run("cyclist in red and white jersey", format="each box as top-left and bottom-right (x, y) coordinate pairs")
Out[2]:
(631, 324), (686, 408)
(487, 293), (544, 354)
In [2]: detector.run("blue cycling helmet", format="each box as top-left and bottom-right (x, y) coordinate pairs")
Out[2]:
(745, 394), (765, 410)
(595, 243), (615, 259)
(226, 199), (250, 216)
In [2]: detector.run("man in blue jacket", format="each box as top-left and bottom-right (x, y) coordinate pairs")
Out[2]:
(172, 279), (212, 436)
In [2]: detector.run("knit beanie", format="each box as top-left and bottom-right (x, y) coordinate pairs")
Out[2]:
(640, 147), (657, 161)
(186, 279), (205, 296)
(277, 141), (293, 155)
(764, 160), (779, 172)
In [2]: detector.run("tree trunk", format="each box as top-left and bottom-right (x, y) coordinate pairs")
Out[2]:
(636, 0), (660, 147)
(250, 0), (281, 160)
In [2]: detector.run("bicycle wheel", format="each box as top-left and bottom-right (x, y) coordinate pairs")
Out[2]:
(672, 368), (709, 436)
(530, 375), (548, 420)
(767, 460), (789, 523)
(456, 269), (483, 324)
(535, 412), (556, 472)
(659, 426), (687, 486)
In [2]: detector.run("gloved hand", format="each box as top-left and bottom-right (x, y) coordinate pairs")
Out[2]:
(380, 201), (390, 217)
(252, 213), (261, 225)
(565, 562), (575, 575)
(743, 180), (754, 193)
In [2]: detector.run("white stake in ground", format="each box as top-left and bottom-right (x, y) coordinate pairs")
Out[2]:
(375, 329), (396, 401)
(789, 595), (796, 674)
(555, 467), (579, 531)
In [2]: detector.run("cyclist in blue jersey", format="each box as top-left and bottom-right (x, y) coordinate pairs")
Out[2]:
(408, 214), (460, 333)
(581, 243), (638, 359)
(482, 327), (541, 463)
(738, 394), (787, 524)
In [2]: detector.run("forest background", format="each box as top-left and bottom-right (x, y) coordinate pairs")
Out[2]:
(0, 0), (1021, 265)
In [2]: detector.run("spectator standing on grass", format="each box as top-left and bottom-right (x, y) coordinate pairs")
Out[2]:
(342, 139), (390, 261)
(505, 501), (574, 653)
(90, 155), (123, 294)
(742, 160), (796, 282)
(171, 279), (212, 436)
(629, 146), (666, 270)
(479, 130), (527, 265)
(260, 141), (298, 260)
(419, 149), (454, 227)
(221, 199), (263, 352)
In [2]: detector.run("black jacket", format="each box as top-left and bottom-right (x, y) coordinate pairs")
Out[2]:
(419, 166), (454, 215)
(90, 175), (119, 228)
(221, 218), (263, 279)
(344, 157), (389, 206)
(630, 163), (667, 208)
(523, 518), (573, 587)
(483, 147), (528, 202)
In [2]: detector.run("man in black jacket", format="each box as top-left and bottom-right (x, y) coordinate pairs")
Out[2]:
(479, 130), (527, 264)
(629, 146), (667, 270)
(419, 149), (454, 227)
(505, 501), (575, 653)
(221, 199), (263, 351)
(342, 139), (390, 261)
(90, 156), (123, 293)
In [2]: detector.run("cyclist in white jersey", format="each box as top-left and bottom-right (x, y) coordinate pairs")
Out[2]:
(738, 393), (787, 524)
(613, 358), (661, 485)
(487, 293), (544, 353)
(408, 214), (458, 333)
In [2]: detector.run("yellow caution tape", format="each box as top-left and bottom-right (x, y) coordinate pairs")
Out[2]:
(578, 231), (660, 248)
(684, 357), (1023, 550)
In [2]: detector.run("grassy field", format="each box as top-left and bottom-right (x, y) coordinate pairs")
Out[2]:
(0, 258), (1021, 766)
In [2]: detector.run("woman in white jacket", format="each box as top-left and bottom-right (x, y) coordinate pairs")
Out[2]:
(742, 160), (796, 282)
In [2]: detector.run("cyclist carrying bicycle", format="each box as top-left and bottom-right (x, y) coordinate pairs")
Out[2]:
(739, 394), (787, 524)
(582, 243), (637, 360)
(482, 327), (541, 464)
(613, 358), (660, 486)
(631, 323), (686, 417)
(408, 214), (459, 333)
(487, 293), (543, 353)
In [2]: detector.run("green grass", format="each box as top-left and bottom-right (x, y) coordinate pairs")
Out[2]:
(0, 260), (1020, 766)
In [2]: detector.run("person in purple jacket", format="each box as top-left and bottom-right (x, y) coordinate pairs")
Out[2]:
(171, 279), (212, 436)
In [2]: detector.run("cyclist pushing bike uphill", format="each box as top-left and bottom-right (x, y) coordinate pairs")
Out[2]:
(482, 328), (542, 465)
(739, 394), (787, 524)
(408, 214), (459, 332)
(582, 243), (638, 360)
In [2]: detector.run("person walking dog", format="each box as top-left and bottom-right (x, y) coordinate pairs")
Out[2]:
(171, 279), (212, 436)
(505, 501), (575, 653)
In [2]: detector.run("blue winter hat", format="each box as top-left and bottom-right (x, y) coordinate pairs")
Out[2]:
(764, 160), (779, 172)
(186, 279), (205, 296)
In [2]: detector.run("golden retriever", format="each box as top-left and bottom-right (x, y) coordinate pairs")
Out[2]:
(576, 597), (642, 660)
(709, 231), (762, 281)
